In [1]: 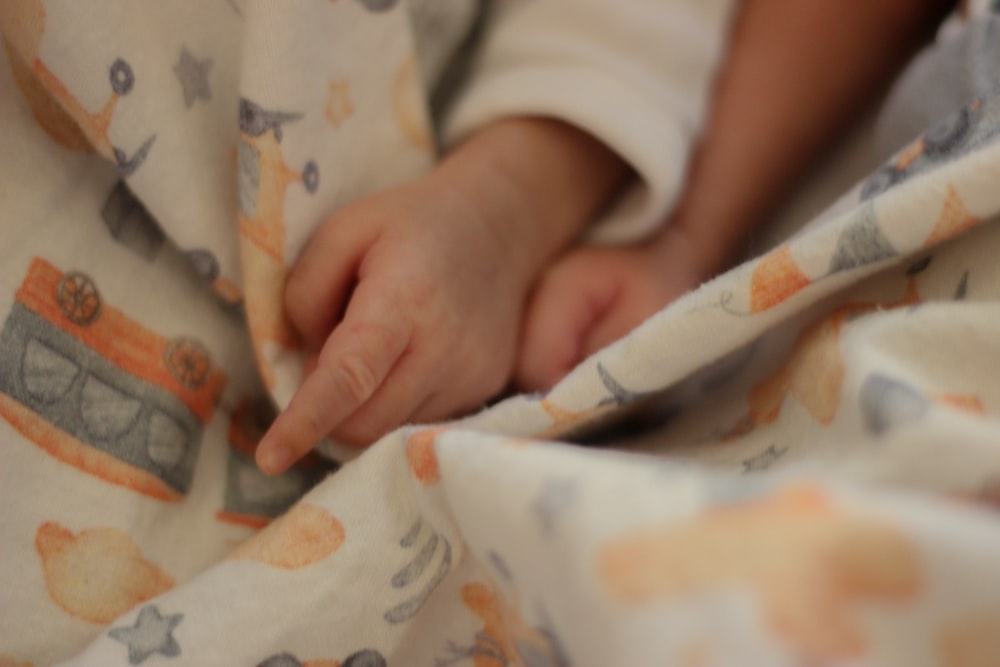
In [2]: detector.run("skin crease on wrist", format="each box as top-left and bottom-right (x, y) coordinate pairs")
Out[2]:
(254, 116), (629, 475)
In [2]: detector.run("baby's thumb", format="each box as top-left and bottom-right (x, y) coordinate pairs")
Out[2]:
(515, 273), (617, 392)
(581, 307), (640, 360)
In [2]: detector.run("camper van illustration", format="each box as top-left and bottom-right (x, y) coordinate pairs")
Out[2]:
(217, 397), (329, 528)
(236, 97), (319, 387)
(0, 258), (226, 501)
(862, 95), (1000, 200)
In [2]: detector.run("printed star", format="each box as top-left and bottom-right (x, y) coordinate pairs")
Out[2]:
(597, 362), (643, 406)
(532, 477), (577, 536)
(828, 204), (896, 274)
(538, 398), (598, 439)
(174, 47), (213, 108)
(108, 605), (183, 664)
(741, 445), (788, 474)
(924, 184), (980, 248)
(326, 79), (354, 128)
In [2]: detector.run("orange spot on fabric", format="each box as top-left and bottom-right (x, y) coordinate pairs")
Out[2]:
(750, 246), (811, 313)
(392, 55), (432, 152)
(461, 582), (510, 667)
(325, 79), (354, 129)
(212, 276), (244, 304)
(782, 317), (845, 425)
(675, 642), (711, 667)
(894, 138), (925, 170)
(214, 511), (271, 530)
(933, 393), (985, 415)
(925, 186), (981, 248)
(598, 486), (920, 660)
(229, 503), (344, 569)
(743, 313), (846, 433)
(0, 654), (34, 667)
(936, 612), (1000, 667)
(407, 429), (442, 485)
(538, 398), (600, 439)
(35, 522), (173, 624)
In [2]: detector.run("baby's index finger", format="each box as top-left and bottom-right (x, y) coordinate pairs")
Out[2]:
(256, 290), (412, 474)
(255, 349), (391, 474)
(256, 372), (339, 475)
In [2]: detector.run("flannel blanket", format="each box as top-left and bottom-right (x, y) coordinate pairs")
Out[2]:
(2, 2), (1000, 665)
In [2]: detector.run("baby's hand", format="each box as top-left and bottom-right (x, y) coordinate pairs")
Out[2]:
(254, 117), (628, 473)
(516, 229), (710, 392)
(255, 176), (527, 474)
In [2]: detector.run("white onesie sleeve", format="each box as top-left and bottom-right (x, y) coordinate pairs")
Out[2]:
(443, 0), (736, 243)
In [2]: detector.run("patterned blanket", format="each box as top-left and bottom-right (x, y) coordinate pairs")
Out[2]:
(2, 2), (1000, 665)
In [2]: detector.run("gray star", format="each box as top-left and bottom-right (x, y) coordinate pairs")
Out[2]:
(109, 605), (183, 664)
(741, 445), (788, 474)
(597, 363), (645, 407)
(828, 204), (896, 274)
(173, 47), (212, 108)
(532, 478), (577, 536)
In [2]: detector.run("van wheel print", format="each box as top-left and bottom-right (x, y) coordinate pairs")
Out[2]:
(57, 272), (101, 325)
(165, 338), (211, 389)
(183, 249), (220, 282)
(302, 160), (319, 193)
(109, 58), (135, 96)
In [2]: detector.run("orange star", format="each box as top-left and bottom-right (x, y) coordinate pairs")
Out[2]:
(924, 185), (981, 248)
(325, 79), (354, 129)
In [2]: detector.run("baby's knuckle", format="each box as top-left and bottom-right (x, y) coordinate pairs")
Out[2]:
(331, 354), (380, 404)
(299, 405), (331, 442)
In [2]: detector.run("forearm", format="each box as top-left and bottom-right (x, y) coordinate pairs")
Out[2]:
(429, 117), (630, 281)
(658, 0), (956, 275)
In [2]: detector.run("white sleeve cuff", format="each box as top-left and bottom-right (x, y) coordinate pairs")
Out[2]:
(443, 0), (735, 242)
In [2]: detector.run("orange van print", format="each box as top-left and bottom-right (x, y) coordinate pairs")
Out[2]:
(937, 611), (1000, 667)
(0, 258), (226, 500)
(228, 502), (345, 570)
(749, 245), (812, 314)
(236, 98), (318, 387)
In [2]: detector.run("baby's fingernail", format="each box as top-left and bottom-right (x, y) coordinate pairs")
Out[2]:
(258, 445), (293, 475)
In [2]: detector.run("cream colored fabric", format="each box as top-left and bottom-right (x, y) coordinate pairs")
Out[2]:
(2, 2), (1000, 666)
